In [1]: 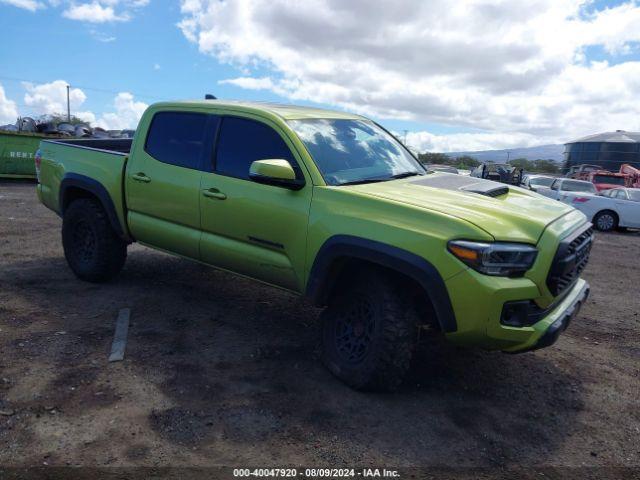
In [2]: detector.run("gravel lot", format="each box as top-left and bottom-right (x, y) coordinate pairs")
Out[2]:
(0, 180), (639, 476)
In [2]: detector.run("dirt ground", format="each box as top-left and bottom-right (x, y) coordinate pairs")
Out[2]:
(0, 180), (639, 476)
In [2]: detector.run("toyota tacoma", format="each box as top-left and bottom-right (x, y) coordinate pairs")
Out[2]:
(35, 100), (593, 390)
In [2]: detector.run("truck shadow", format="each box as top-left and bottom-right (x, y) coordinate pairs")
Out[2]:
(0, 250), (585, 467)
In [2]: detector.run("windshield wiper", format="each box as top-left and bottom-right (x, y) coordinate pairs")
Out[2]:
(390, 171), (423, 179)
(338, 178), (389, 186)
(338, 171), (423, 186)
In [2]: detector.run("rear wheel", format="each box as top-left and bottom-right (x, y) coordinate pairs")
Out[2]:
(593, 210), (618, 232)
(62, 198), (127, 282)
(320, 269), (419, 391)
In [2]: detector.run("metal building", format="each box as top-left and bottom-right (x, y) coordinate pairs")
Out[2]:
(563, 130), (640, 173)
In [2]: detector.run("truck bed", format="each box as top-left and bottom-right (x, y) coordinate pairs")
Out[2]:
(46, 138), (133, 154)
(37, 138), (131, 237)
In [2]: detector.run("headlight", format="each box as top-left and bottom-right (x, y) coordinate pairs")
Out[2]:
(448, 240), (538, 277)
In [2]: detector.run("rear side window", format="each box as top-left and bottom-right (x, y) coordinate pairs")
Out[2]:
(563, 180), (596, 193)
(145, 112), (213, 170)
(215, 117), (296, 180)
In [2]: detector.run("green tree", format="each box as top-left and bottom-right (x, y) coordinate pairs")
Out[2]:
(453, 155), (480, 169)
(532, 159), (559, 174)
(417, 152), (450, 165)
(509, 158), (534, 171)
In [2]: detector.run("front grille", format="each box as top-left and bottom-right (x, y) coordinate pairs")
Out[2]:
(546, 224), (593, 296)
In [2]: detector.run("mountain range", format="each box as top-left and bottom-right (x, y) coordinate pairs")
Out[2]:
(445, 144), (565, 163)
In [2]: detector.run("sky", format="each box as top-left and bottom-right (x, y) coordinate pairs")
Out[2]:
(1, 0), (640, 153)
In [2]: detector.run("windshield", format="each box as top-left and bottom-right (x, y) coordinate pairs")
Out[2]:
(628, 190), (640, 202)
(530, 177), (554, 187)
(563, 180), (597, 193)
(593, 175), (626, 185)
(288, 119), (424, 185)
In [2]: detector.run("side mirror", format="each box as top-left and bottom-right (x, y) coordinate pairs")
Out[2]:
(249, 159), (305, 190)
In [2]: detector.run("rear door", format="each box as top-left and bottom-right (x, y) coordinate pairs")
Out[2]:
(541, 179), (560, 199)
(126, 110), (217, 258)
(613, 189), (640, 227)
(199, 115), (312, 292)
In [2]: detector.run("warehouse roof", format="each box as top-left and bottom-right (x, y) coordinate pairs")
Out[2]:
(567, 130), (640, 144)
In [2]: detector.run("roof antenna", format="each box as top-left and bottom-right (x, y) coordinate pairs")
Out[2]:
(205, 94), (217, 100)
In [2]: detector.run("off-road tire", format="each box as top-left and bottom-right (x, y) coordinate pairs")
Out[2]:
(320, 269), (419, 391)
(62, 198), (127, 282)
(593, 210), (618, 232)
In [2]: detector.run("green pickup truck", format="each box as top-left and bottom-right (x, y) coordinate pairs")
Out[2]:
(36, 100), (593, 390)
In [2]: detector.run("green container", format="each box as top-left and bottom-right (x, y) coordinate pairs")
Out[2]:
(0, 130), (56, 179)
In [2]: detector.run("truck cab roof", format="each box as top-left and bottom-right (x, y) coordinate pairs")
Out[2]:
(150, 100), (366, 121)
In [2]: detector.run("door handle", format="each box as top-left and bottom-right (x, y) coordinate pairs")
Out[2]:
(202, 188), (227, 200)
(132, 172), (151, 183)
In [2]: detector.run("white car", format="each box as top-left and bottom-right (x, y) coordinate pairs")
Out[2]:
(565, 187), (640, 231)
(537, 178), (598, 201)
(520, 174), (556, 192)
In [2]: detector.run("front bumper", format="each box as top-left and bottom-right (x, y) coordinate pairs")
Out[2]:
(505, 280), (589, 353)
(444, 270), (590, 352)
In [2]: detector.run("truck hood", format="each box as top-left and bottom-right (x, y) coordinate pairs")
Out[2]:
(344, 174), (576, 243)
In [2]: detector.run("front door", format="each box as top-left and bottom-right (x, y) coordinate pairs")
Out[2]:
(614, 190), (640, 227)
(199, 115), (312, 292)
(126, 110), (216, 259)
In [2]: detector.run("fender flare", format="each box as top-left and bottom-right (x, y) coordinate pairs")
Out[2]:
(306, 235), (457, 333)
(59, 173), (127, 240)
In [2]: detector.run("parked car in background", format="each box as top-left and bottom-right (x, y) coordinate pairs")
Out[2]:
(471, 162), (523, 185)
(577, 170), (628, 191)
(601, 187), (640, 202)
(426, 164), (458, 174)
(521, 174), (555, 192)
(537, 178), (597, 201)
(566, 164), (602, 178)
(620, 163), (640, 188)
(566, 163), (635, 191)
(564, 187), (640, 231)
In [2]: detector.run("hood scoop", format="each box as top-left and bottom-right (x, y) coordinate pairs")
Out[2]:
(459, 183), (509, 197)
(411, 174), (509, 198)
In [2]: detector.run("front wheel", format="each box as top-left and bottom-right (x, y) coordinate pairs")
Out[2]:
(320, 270), (419, 391)
(593, 210), (618, 232)
(62, 198), (127, 282)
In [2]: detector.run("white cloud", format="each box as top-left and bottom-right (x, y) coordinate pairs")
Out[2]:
(59, 0), (150, 23)
(219, 76), (275, 90)
(1, 0), (150, 25)
(95, 92), (147, 130)
(18, 80), (145, 129)
(0, 0), (45, 11)
(63, 2), (129, 22)
(0, 84), (19, 125)
(404, 131), (556, 154)
(179, 0), (640, 151)
(23, 80), (88, 116)
(153, 63), (161, 70)
(89, 29), (117, 42)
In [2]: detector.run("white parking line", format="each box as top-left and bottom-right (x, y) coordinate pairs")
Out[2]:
(108, 308), (131, 362)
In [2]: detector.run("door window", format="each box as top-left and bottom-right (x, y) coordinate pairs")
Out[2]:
(215, 117), (298, 180)
(145, 111), (214, 170)
(615, 189), (628, 199)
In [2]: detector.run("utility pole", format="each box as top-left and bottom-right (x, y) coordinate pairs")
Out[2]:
(66, 85), (71, 122)
(402, 129), (408, 145)
(506, 150), (511, 163)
